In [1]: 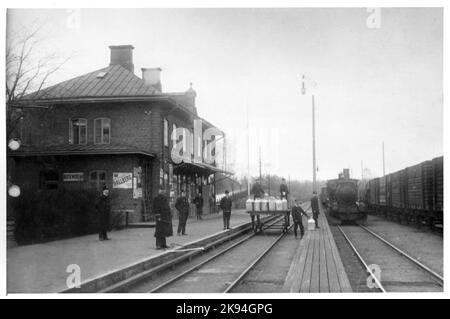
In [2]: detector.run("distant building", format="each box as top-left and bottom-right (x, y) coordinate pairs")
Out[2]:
(9, 45), (226, 223)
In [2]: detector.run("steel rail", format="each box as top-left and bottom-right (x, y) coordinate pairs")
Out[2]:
(148, 216), (286, 293)
(358, 224), (443, 286)
(100, 215), (279, 293)
(337, 225), (386, 293)
(223, 222), (294, 293)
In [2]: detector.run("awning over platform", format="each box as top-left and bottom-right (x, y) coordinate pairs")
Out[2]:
(173, 161), (230, 176)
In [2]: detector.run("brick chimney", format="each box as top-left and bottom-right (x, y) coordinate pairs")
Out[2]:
(109, 45), (134, 73)
(141, 68), (162, 92)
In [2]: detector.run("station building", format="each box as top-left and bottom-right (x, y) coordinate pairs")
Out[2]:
(9, 45), (227, 223)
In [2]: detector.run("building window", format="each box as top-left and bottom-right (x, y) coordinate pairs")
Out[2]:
(182, 128), (189, 153)
(94, 118), (111, 144)
(89, 170), (107, 190)
(164, 118), (169, 147)
(172, 123), (177, 145)
(69, 118), (87, 144)
(40, 170), (59, 190)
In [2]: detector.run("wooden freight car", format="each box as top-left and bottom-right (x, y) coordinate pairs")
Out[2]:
(365, 156), (443, 229)
(368, 178), (379, 208)
(432, 156), (443, 227)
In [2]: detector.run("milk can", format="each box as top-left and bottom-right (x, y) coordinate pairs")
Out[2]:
(246, 198), (254, 212)
(260, 198), (269, 211)
(281, 198), (288, 210)
(275, 199), (283, 211)
(268, 198), (277, 211)
(254, 198), (261, 211)
(307, 217), (316, 231)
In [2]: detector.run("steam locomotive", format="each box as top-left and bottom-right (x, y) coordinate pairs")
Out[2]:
(324, 169), (367, 224)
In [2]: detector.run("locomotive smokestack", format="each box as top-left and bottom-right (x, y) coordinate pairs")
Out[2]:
(343, 169), (350, 179)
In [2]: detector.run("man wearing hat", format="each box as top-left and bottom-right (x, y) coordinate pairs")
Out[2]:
(310, 191), (320, 229)
(95, 185), (111, 241)
(175, 190), (190, 236)
(219, 190), (233, 230)
(291, 199), (308, 238)
(280, 178), (289, 201)
(153, 187), (173, 249)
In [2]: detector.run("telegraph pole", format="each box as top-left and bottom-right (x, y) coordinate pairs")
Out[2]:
(312, 94), (317, 193)
(247, 104), (250, 197)
(302, 75), (317, 194)
(259, 145), (262, 183)
(361, 160), (364, 180)
(382, 141), (386, 176)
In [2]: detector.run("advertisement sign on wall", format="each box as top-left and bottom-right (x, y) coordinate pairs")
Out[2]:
(113, 172), (133, 189)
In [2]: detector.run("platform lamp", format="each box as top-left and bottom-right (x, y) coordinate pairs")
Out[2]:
(8, 138), (21, 198)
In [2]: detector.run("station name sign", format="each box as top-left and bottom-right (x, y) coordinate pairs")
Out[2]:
(63, 172), (84, 182)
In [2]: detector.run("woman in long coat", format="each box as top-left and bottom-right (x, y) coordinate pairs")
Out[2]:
(153, 187), (173, 249)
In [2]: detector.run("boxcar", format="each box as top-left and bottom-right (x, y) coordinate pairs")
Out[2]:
(365, 156), (443, 229)
(432, 156), (443, 226)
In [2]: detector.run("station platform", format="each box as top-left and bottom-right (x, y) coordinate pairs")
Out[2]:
(283, 207), (352, 293)
(7, 210), (250, 293)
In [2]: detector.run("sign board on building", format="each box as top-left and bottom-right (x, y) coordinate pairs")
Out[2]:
(63, 172), (84, 182)
(113, 172), (133, 189)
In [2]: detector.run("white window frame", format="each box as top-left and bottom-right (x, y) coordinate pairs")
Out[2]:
(94, 118), (111, 144)
(69, 118), (87, 145)
(172, 123), (177, 145)
(164, 118), (169, 147)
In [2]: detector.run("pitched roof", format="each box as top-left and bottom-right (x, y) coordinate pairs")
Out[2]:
(24, 64), (159, 101)
(9, 143), (156, 158)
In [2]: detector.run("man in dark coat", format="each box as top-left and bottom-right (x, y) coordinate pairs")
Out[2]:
(153, 187), (173, 249)
(280, 178), (289, 200)
(219, 190), (233, 230)
(193, 192), (204, 220)
(251, 181), (264, 199)
(175, 190), (190, 235)
(96, 185), (111, 241)
(291, 200), (308, 238)
(310, 192), (320, 229)
(250, 182), (264, 226)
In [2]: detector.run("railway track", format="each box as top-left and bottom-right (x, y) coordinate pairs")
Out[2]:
(337, 224), (443, 292)
(148, 218), (293, 293)
(121, 204), (310, 293)
(100, 215), (293, 292)
(94, 202), (315, 293)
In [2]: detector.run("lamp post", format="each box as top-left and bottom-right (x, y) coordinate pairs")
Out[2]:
(302, 75), (317, 194)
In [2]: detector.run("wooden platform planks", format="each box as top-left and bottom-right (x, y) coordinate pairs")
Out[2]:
(282, 208), (352, 293)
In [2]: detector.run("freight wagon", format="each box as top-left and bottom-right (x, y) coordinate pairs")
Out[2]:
(365, 156), (443, 229)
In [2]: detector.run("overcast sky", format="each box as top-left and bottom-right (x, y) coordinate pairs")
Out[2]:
(7, 8), (443, 180)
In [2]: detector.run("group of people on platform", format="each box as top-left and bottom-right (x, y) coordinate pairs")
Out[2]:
(251, 178), (321, 239)
(95, 177), (321, 249)
(94, 185), (233, 249)
(153, 187), (234, 249)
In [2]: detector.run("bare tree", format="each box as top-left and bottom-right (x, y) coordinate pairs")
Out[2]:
(6, 26), (70, 141)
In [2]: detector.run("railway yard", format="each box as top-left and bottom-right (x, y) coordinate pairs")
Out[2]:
(47, 202), (441, 294)
(6, 157), (445, 295)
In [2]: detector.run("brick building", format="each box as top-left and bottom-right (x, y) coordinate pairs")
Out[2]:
(9, 45), (226, 224)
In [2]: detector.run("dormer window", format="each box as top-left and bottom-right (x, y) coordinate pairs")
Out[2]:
(69, 118), (87, 144)
(94, 118), (111, 144)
